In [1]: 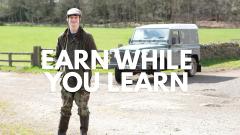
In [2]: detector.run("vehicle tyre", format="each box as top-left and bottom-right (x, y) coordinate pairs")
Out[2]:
(115, 68), (122, 84)
(185, 58), (197, 77)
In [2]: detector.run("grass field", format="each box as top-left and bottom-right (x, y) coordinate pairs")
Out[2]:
(0, 26), (240, 52)
(0, 26), (133, 52)
(0, 26), (239, 70)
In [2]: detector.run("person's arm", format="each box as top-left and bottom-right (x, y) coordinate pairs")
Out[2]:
(88, 34), (97, 51)
(55, 38), (62, 71)
(56, 38), (62, 60)
(86, 34), (98, 69)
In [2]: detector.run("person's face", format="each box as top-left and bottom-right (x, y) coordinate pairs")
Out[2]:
(67, 15), (80, 28)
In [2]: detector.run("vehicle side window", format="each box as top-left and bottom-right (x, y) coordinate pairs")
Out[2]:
(180, 30), (198, 44)
(190, 30), (198, 44)
(180, 30), (190, 44)
(180, 30), (186, 44)
(171, 30), (180, 44)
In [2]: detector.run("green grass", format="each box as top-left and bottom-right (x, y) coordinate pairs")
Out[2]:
(0, 58), (239, 73)
(0, 66), (56, 73)
(0, 26), (239, 52)
(0, 65), (114, 74)
(201, 58), (240, 70)
(0, 123), (49, 135)
(0, 26), (240, 71)
(199, 29), (240, 44)
(0, 101), (8, 111)
(0, 26), (132, 52)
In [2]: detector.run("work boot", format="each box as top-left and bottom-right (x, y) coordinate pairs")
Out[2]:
(58, 115), (70, 135)
(80, 115), (89, 135)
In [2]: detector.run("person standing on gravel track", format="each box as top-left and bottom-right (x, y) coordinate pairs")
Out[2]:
(55, 8), (97, 135)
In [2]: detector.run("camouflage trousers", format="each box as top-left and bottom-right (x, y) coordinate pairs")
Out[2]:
(60, 88), (90, 117)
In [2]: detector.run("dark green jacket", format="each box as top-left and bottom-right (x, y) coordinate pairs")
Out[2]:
(56, 27), (97, 89)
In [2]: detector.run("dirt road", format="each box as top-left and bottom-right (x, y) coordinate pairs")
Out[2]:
(0, 70), (240, 135)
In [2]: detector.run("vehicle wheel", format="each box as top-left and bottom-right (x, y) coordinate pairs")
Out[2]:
(185, 58), (197, 77)
(115, 68), (122, 84)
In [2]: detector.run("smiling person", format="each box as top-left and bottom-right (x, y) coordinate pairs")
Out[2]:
(55, 8), (97, 135)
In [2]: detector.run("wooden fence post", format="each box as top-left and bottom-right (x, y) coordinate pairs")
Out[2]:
(8, 53), (12, 66)
(31, 53), (34, 66)
(32, 46), (42, 67)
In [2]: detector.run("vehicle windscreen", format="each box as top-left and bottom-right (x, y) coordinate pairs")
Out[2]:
(131, 28), (169, 44)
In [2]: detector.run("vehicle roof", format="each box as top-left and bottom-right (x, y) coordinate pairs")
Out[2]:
(136, 24), (198, 29)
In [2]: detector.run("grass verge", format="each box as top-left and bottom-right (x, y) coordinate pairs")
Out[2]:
(0, 65), (114, 74)
(0, 123), (49, 135)
(201, 58), (240, 71)
(0, 58), (239, 73)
